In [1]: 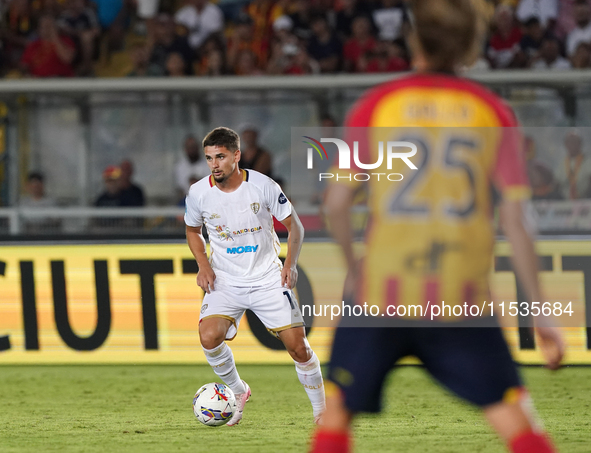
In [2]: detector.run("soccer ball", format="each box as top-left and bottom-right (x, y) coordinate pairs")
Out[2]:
(192, 383), (237, 426)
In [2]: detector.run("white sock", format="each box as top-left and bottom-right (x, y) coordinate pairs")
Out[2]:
(294, 350), (326, 417)
(203, 343), (247, 395)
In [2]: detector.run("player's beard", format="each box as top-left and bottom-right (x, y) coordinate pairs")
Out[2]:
(212, 171), (228, 183)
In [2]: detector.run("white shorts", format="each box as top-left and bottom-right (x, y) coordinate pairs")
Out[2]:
(199, 280), (305, 340)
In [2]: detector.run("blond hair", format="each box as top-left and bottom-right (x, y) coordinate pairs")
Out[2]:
(408, 0), (488, 71)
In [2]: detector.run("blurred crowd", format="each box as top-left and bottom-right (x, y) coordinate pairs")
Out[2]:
(20, 123), (277, 208)
(527, 130), (591, 201)
(22, 126), (591, 212)
(3, 0), (591, 78)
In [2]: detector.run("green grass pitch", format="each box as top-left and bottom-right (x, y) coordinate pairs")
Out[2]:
(0, 365), (590, 452)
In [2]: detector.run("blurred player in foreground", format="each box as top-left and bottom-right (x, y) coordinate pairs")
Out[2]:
(185, 127), (325, 426)
(311, 0), (564, 451)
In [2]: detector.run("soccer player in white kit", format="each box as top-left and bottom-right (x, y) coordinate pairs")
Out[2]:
(185, 127), (326, 426)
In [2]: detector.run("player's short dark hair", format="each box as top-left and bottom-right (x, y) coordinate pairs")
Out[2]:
(27, 172), (44, 182)
(202, 127), (240, 152)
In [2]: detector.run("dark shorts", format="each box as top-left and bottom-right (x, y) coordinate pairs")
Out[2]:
(328, 324), (522, 412)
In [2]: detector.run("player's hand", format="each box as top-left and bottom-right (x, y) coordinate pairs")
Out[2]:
(197, 264), (216, 294)
(535, 326), (564, 370)
(281, 265), (298, 289)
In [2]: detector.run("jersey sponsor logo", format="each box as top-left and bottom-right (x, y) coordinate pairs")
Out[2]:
(209, 213), (221, 219)
(278, 193), (287, 204)
(215, 225), (234, 241)
(250, 202), (260, 214)
(226, 245), (259, 254)
(232, 226), (263, 235)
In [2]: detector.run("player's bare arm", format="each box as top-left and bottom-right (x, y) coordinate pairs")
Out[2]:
(499, 199), (564, 370)
(186, 225), (216, 294)
(324, 183), (358, 295)
(280, 209), (304, 289)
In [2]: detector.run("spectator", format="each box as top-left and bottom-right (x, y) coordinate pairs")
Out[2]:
(556, 0), (577, 39)
(136, 0), (160, 44)
(289, 0), (314, 41)
(119, 159), (145, 206)
(57, 0), (100, 76)
(266, 21), (298, 72)
(343, 15), (377, 72)
(268, 0), (292, 22)
(148, 13), (194, 76)
(566, 0), (591, 56)
(531, 35), (571, 68)
(235, 49), (265, 75)
(271, 14), (295, 45)
(199, 48), (226, 75)
(360, 39), (408, 73)
(195, 34), (225, 74)
(555, 129), (591, 199)
(239, 124), (272, 177)
(94, 165), (141, 228)
(267, 39), (319, 74)
(226, 15), (269, 74)
(92, 0), (123, 30)
(245, 0), (278, 47)
(487, 5), (523, 68)
(177, 175), (200, 206)
(571, 41), (591, 67)
(40, 0), (65, 19)
(127, 43), (163, 76)
(19, 172), (60, 233)
(165, 52), (189, 75)
(175, 134), (209, 201)
(288, 43), (319, 74)
(516, 0), (558, 30)
(372, 0), (409, 43)
(20, 172), (57, 208)
(520, 17), (546, 65)
(307, 14), (342, 73)
(20, 15), (76, 77)
(335, 0), (374, 40)
(529, 162), (563, 199)
(92, 0), (129, 55)
(174, 0), (224, 50)
(95, 165), (123, 206)
(524, 136), (563, 200)
(1, 0), (38, 73)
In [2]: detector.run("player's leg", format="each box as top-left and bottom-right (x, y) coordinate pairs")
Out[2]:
(199, 286), (249, 399)
(310, 389), (353, 453)
(414, 327), (557, 453)
(310, 326), (406, 453)
(199, 285), (253, 426)
(278, 326), (326, 422)
(199, 316), (247, 396)
(484, 398), (556, 453)
(253, 286), (325, 422)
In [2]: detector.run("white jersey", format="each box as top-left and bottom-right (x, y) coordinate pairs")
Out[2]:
(185, 169), (291, 287)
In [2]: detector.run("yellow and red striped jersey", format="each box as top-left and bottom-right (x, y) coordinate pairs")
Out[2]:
(336, 73), (530, 317)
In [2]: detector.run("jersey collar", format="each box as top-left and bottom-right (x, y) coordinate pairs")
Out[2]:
(209, 169), (249, 187)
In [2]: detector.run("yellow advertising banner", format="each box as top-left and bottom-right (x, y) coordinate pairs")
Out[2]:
(0, 240), (590, 364)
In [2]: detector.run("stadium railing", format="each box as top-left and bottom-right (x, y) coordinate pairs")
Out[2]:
(1, 71), (591, 236)
(0, 206), (185, 236)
